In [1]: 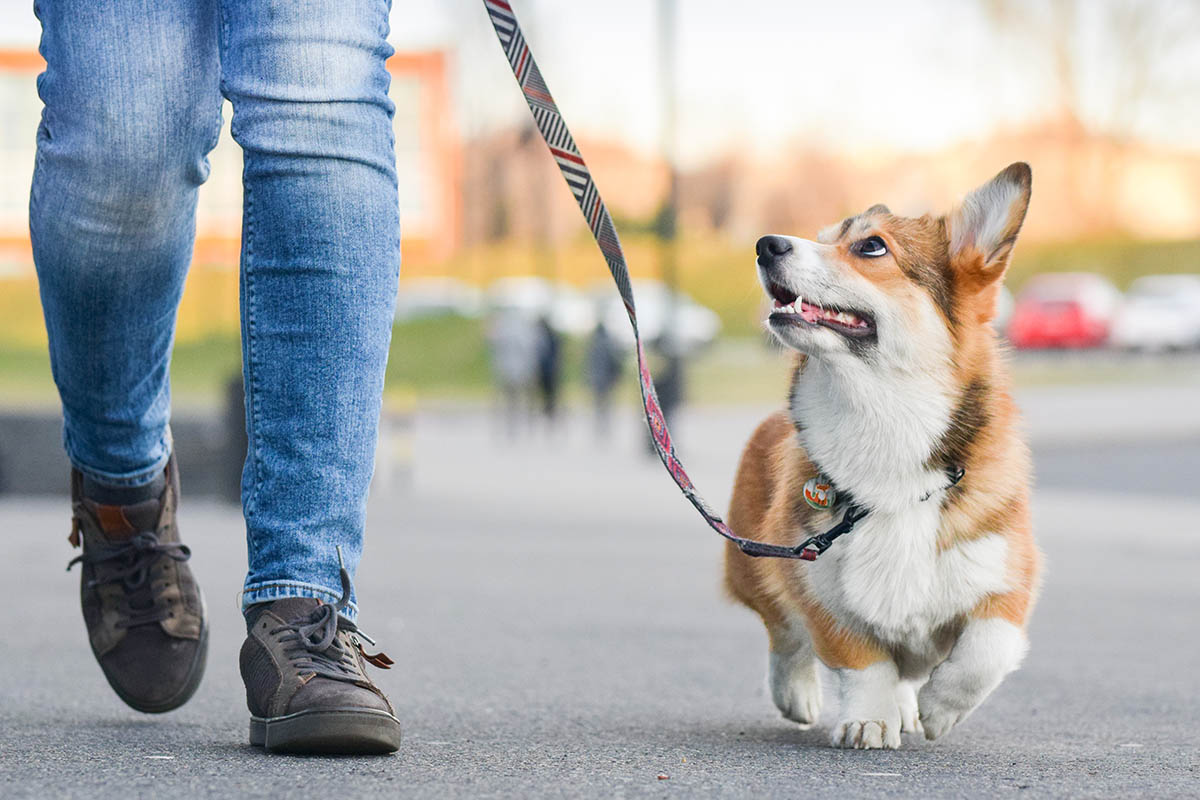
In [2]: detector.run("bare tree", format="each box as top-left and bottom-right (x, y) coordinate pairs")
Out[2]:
(984, 0), (1200, 143)
(985, 0), (1200, 232)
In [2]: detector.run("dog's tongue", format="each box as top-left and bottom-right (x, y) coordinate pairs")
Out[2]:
(799, 300), (822, 324)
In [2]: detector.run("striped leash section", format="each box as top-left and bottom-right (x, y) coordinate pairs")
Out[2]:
(482, 0), (840, 561)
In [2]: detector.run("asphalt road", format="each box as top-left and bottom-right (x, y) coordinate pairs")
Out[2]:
(1, 401), (1198, 799)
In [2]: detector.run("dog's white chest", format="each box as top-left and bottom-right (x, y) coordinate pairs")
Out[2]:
(807, 507), (1010, 644)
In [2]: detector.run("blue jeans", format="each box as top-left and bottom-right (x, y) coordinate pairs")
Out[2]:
(30, 0), (401, 620)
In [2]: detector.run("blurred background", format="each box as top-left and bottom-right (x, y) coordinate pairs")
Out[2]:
(1, 0), (1199, 492)
(2, 4), (1199, 791)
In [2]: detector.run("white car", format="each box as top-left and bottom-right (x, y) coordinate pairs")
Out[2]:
(1109, 274), (1200, 352)
(394, 277), (484, 321)
(993, 285), (1014, 336)
(485, 276), (596, 335)
(595, 280), (721, 354)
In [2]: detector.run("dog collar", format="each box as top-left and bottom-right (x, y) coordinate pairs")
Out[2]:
(741, 465), (965, 562)
(805, 464), (964, 512)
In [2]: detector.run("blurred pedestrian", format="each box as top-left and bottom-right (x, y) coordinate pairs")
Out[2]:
(645, 335), (686, 455)
(488, 310), (539, 437)
(535, 315), (563, 425)
(31, 0), (402, 753)
(584, 321), (622, 437)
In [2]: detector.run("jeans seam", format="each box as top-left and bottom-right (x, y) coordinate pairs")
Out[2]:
(243, 177), (262, 536)
(219, 5), (263, 556)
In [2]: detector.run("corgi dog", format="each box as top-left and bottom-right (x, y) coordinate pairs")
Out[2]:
(725, 163), (1040, 749)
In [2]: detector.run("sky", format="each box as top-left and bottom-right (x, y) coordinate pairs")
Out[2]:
(405, 0), (1047, 164)
(3, 0), (1198, 167)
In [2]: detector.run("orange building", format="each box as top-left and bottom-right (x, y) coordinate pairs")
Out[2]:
(0, 48), (461, 347)
(0, 48), (461, 277)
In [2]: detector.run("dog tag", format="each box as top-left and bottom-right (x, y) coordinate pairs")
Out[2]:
(803, 475), (835, 510)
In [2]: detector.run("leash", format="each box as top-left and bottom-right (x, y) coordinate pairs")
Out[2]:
(482, 0), (952, 560)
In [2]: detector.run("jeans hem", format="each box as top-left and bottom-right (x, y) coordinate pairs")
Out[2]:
(65, 435), (173, 488)
(241, 579), (358, 622)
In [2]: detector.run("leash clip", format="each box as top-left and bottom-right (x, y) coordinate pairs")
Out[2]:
(797, 533), (835, 561)
(794, 504), (868, 561)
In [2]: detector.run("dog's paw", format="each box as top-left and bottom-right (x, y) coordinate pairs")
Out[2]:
(917, 683), (969, 740)
(918, 701), (965, 741)
(775, 677), (821, 727)
(769, 651), (822, 727)
(918, 678), (974, 740)
(897, 682), (923, 735)
(831, 719), (901, 750)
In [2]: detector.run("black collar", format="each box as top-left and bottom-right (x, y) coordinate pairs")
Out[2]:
(735, 464), (965, 561)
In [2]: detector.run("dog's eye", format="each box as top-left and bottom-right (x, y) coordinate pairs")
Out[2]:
(854, 236), (888, 258)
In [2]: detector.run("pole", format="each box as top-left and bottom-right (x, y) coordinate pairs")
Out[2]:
(657, 0), (679, 296)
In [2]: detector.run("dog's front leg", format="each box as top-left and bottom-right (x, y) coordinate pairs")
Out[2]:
(768, 621), (823, 728)
(832, 661), (902, 749)
(918, 617), (1028, 740)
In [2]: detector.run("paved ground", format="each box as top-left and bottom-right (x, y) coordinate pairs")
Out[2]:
(1, 393), (1198, 798)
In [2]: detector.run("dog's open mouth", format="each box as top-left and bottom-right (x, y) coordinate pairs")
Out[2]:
(765, 281), (875, 339)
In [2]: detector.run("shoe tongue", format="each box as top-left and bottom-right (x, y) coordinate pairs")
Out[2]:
(91, 499), (162, 540)
(269, 597), (322, 622)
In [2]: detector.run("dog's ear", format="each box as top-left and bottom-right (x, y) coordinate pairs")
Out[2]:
(947, 162), (1031, 288)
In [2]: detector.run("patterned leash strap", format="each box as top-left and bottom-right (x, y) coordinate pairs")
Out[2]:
(482, 0), (843, 560)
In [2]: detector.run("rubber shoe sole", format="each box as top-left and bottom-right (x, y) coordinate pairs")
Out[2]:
(249, 708), (403, 754)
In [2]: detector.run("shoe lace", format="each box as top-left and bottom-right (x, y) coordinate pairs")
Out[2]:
(67, 530), (192, 628)
(270, 553), (393, 683)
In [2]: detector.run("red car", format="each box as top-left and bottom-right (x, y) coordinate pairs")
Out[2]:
(1007, 273), (1120, 349)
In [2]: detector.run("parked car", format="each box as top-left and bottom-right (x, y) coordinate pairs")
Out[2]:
(1008, 273), (1120, 349)
(1109, 274), (1200, 352)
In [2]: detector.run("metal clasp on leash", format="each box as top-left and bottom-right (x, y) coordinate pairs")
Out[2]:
(796, 504), (869, 560)
(735, 504), (869, 561)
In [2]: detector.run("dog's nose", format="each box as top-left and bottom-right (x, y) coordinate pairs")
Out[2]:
(756, 235), (792, 261)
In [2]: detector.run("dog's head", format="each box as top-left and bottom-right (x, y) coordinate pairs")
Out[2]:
(756, 163), (1031, 368)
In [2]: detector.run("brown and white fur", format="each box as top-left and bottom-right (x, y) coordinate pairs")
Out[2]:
(725, 163), (1040, 749)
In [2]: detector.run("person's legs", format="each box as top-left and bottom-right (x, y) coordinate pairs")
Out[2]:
(219, 0), (400, 622)
(219, 0), (402, 753)
(31, 0), (221, 713)
(32, 0), (222, 485)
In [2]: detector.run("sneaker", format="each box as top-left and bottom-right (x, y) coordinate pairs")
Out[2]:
(67, 453), (208, 713)
(240, 557), (401, 754)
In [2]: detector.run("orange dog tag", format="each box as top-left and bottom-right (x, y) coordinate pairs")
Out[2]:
(803, 476), (835, 510)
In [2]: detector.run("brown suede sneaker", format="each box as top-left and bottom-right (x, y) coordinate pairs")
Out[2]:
(240, 561), (401, 754)
(67, 453), (208, 713)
